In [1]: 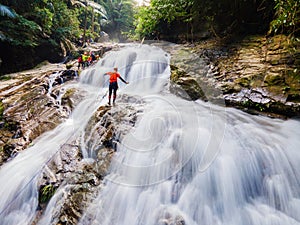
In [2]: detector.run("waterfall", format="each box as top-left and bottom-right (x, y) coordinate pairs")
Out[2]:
(78, 45), (300, 225)
(0, 44), (300, 225)
(78, 95), (300, 224)
(0, 44), (170, 225)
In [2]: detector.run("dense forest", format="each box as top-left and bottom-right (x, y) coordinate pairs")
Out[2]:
(0, 0), (299, 74)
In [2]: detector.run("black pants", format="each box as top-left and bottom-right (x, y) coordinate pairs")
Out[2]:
(109, 82), (118, 101)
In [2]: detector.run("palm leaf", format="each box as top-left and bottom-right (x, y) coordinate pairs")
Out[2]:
(0, 4), (16, 18)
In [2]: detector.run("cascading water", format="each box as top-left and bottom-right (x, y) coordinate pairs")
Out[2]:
(78, 45), (300, 225)
(47, 71), (64, 96)
(78, 90), (300, 223)
(0, 44), (300, 225)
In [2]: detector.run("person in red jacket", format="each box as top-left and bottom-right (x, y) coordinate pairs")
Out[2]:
(104, 67), (128, 105)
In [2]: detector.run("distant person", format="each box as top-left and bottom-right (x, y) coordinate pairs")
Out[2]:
(90, 51), (96, 61)
(81, 51), (89, 68)
(88, 51), (96, 66)
(77, 55), (82, 70)
(104, 67), (128, 105)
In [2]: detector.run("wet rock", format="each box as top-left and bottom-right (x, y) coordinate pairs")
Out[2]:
(264, 73), (285, 86)
(287, 93), (300, 102)
(170, 65), (207, 101)
(0, 65), (84, 165)
(165, 35), (300, 118)
(157, 211), (186, 225)
(224, 88), (300, 118)
(33, 95), (144, 223)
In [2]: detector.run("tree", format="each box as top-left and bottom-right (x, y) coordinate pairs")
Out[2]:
(0, 4), (15, 18)
(269, 0), (300, 36)
(0, 4), (15, 41)
(71, 0), (107, 43)
(134, 0), (192, 40)
(134, 0), (277, 41)
(98, 0), (135, 41)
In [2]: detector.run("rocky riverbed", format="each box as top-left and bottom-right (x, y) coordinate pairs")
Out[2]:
(0, 60), (144, 225)
(0, 42), (118, 166)
(1, 35), (299, 181)
(0, 36), (299, 224)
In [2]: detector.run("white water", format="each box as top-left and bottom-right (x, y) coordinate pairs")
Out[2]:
(47, 71), (63, 96)
(78, 97), (300, 224)
(0, 44), (300, 225)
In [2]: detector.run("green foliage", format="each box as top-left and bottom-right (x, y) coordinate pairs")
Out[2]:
(0, 101), (4, 121)
(49, 1), (80, 40)
(0, 75), (11, 81)
(2, 0), (296, 46)
(269, 0), (300, 36)
(0, 15), (41, 46)
(34, 6), (54, 34)
(134, 0), (279, 40)
(0, 0), (136, 45)
(0, 4), (15, 17)
(0, 0), (80, 47)
(151, 0), (192, 23)
(99, 0), (135, 40)
(134, 6), (159, 38)
(39, 184), (56, 204)
(134, 0), (192, 39)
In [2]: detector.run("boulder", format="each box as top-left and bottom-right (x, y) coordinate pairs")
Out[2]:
(170, 65), (207, 101)
(264, 72), (285, 86)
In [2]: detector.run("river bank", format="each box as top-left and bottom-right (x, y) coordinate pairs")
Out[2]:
(166, 35), (300, 119)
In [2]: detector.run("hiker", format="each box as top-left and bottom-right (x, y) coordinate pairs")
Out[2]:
(87, 51), (96, 66)
(81, 51), (89, 68)
(77, 55), (82, 70)
(104, 67), (128, 105)
(90, 51), (96, 62)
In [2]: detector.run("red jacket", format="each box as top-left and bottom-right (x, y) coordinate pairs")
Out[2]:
(107, 72), (120, 83)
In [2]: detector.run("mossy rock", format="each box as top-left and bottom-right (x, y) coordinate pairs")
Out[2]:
(170, 64), (207, 101)
(39, 184), (57, 204)
(235, 76), (251, 87)
(264, 73), (285, 86)
(66, 64), (73, 70)
(0, 101), (4, 121)
(170, 64), (188, 81)
(221, 82), (242, 94)
(287, 93), (300, 102)
(176, 77), (207, 101)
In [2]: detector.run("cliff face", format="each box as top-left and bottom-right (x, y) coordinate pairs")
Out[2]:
(0, 39), (73, 75)
(166, 35), (300, 118)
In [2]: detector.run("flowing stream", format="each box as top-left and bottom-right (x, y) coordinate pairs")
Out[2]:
(0, 44), (300, 225)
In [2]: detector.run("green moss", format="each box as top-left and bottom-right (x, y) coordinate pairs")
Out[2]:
(170, 65), (187, 82)
(0, 101), (4, 121)
(0, 75), (12, 81)
(66, 64), (72, 70)
(4, 120), (18, 131)
(63, 88), (76, 98)
(282, 86), (291, 93)
(264, 73), (285, 86)
(235, 77), (250, 87)
(39, 184), (57, 204)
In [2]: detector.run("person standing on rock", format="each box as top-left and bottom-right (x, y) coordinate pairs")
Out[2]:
(104, 67), (128, 105)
